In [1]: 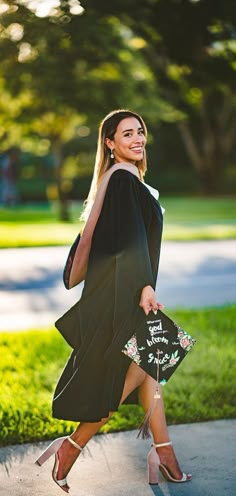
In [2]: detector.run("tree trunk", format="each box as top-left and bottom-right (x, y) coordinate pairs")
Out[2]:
(197, 165), (219, 195)
(51, 138), (70, 222)
(177, 119), (225, 194)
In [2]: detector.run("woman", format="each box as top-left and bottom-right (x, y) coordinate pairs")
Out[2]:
(35, 109), (191, 492)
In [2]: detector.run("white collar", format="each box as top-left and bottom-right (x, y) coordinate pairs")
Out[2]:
(144, 182), (165, 214)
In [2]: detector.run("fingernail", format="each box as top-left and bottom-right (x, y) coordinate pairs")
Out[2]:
(153, 310), (157, 315)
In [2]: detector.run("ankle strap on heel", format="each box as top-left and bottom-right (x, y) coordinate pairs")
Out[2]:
(153, 441), (172, 448)
(68, 437), (83, 451)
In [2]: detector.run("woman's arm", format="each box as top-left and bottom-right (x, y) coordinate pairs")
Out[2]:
(107, 172), (164, 315)
(103, 170), (164, 360)
(108, 171), (155, 296)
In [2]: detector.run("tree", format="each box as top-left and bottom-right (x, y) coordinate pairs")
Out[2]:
(0, 0), (156, 216)
(84, 0), (236, 193)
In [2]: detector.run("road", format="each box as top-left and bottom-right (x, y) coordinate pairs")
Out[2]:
(0, 240), (235, 330)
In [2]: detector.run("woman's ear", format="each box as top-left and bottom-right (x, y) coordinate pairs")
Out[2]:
(104, 137), (114, 151)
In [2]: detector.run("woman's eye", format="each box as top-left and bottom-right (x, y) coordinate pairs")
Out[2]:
(124, 130), (144, 137)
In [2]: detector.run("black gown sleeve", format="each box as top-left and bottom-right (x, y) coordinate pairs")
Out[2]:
(109, 170), (155, 292)
(102, 170), (156, 360)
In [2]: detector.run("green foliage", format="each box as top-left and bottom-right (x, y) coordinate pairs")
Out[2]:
(1, 0), (236, 197)
(0, 2), (157, 151)
(0, 0), (163, 219)
(85, 0), (236, 193)
(0, 306), (236, 446)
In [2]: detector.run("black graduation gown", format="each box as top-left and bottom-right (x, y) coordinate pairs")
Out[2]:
(52, 170), (163, 422)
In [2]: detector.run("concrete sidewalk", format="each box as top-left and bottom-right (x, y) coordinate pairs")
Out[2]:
(0, 419), (235, 496)
(1, 240), (236, 331)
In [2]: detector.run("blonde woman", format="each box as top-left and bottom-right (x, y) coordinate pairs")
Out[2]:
(35, 110), (191, 492)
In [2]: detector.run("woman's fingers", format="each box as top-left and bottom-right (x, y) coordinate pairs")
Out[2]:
(139, 286), (164, 315)
(140, 296), (156, 315)
(151, 301), (164, 314)
(140, 300), (165, 315)
(143, 305), (151, 316)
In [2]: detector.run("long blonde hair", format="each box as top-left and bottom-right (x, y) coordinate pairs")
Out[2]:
(80, 109), (148, 222)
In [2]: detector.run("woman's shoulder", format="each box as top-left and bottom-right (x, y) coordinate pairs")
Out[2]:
(107, 164), (140, 185)
(104, 163), (139, 179)
(109, 168), (138, 182)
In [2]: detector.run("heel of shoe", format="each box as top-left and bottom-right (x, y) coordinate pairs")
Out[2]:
(147, 445), (160, 484)
(35, 436), (68, 466)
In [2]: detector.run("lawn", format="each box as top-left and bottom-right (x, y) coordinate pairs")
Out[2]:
(0, 196), (235, 248)
(163, 196), (236, 240)
(0, 202), (83, 248)
(0, 306), (235, 446)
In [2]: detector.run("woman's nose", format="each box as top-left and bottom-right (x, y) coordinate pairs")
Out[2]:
(134, 133), (143, 143)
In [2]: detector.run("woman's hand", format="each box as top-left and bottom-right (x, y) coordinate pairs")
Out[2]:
(139, 285), (164, 316)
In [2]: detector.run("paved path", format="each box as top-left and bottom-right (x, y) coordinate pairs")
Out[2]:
(0, 240), (236, 330)
(0, 420), (235, 496)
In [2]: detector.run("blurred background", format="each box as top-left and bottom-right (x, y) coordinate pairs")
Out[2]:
(0, 0), (236, 448)
(0, 0), (236, 221)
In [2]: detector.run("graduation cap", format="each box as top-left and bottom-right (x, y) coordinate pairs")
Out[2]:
(123, 309), (196, 439)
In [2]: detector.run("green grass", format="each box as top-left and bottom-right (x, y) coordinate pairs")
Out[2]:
(0, 306), (236, 446)
(0, 202), (84, 248)
(162, 196), (236, 240)
(0, 196), (235, 247)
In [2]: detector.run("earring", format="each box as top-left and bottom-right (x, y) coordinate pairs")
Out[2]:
(110, 149), (114, 159)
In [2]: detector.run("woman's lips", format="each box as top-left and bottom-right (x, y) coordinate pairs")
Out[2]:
(131, 147), (143, 152)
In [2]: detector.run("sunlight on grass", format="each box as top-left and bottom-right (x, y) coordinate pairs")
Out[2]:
(1, 306), (236, 446)
(0, 197), (235, 247)
(162, 196), (236, 222)
(0, 223), (82, 248)
(1, 221), (235, 248)
(163, 223), (236, 240)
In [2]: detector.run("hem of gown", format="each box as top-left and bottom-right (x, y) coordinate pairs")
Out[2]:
(52, 354), (157, 423)
(52, 356), (130, 423)
(52, 409), (118, 423)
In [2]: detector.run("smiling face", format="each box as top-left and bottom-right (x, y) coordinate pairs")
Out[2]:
(105, 116), (147, 165)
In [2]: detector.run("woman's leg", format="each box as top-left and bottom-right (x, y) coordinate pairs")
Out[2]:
(138, 373), (186, 479)
(56, 362), (146, 487)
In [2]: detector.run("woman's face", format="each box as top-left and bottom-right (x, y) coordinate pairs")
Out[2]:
(106, 116), (146, 164)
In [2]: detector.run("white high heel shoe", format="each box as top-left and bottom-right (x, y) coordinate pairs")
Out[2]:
(147, 441), (192, 484)
(35, 436), (83, 493)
